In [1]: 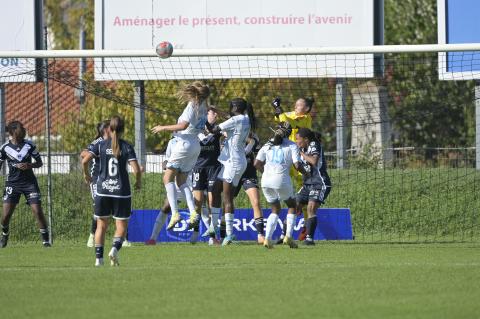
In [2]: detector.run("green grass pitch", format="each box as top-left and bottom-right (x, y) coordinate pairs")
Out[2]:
(1, 242), (479, 319)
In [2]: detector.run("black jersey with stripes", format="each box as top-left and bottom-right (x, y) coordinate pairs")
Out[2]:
(245, 133), (260, 165)
(299, 140), (330, 186)
(0, 140), (42, 184)
(90, 139), (137, 198)
(86, 136), (104, 180)
(194, 131), (221, 168)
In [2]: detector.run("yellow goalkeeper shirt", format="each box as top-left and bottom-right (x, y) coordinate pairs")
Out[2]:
(276, 111), (312, 141)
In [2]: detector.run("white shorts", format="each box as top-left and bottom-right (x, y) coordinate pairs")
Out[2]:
(262, 184), (295, 204)
(218, 160), (247, 187)
(166, 136), (201, 173)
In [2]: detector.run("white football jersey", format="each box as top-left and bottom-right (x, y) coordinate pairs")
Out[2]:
(256, 139), (299, 189)
(218, 114), (250, 165)
(174, 101), (207, 138)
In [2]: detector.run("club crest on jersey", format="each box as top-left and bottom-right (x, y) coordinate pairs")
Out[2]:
(102, 178), (121, 192)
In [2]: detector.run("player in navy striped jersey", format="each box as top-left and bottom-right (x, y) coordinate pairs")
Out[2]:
(82, 116), (142, 266)
(0, 121), (49, 248)
(295, 128), (332, 245)
(190, 106), (222, 244)
(81, 120), (110, 247)
(206, 98), (256, 246)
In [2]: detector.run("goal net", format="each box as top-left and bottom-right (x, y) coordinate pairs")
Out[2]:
(0, 44), (479, 243)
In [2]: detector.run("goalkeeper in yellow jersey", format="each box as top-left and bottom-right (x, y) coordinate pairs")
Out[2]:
(272, 96), (315, 241)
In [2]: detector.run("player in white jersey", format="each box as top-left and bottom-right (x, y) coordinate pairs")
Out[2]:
(145, 139), (196, 245)
(206, 98), (256, 245)
(151, 82), (209, 232)
(255, 122), (305, 248)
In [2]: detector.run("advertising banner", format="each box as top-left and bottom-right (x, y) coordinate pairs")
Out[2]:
(128, 208), (353, 242)
(94, 0), (375, 80)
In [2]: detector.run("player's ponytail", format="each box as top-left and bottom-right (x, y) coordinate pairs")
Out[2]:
(177, 81), (210, 107)
(301, 97), (315, 113)
(7, 121), (26, 143)
(246, 102), (256, 131)
(109, 115), (124, 159)
(95, 120), (110, 139)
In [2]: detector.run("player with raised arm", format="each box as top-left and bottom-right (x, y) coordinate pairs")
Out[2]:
(272, 96), (314, 241)
(233, 131), (265, 244)
(81, 120), (110, 248)
(151, 82), (209, 231)
(255, 122), (304, 249)
(295, 128), (332, 246)
(206, 98), (255, 246)
(0, 121), (50, 248)
(190, 106), (222, 244)
(82, 116), (141, 266)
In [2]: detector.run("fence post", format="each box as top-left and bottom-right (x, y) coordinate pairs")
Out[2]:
(336, 78), (347, 168)
(43, 26), (53, 245)
(0, 83), (5, 175)
(134, 81), (146, 169)
(476, 80), (480, 170)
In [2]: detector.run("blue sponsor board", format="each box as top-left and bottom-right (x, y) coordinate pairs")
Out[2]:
(128, 208), (353, 242)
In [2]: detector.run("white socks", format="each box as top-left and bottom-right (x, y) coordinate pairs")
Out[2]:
(165, 182), (178, 213)
(201, 207), (210, 228)
(225, 213), (234, 236)
(286, 214), (296, 238)
(150, 210), (167, 240)
(179, 183), (196, 215)
(210, 207), (221, 230)
(265, 213), (279, 240)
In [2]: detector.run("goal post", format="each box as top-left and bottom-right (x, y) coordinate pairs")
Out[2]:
(0, 43), (479, 242)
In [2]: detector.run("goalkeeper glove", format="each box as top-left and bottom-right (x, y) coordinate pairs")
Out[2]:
(271, 97), (283, 117)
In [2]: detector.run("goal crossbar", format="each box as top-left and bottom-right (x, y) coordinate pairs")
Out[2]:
(1, 43), (480, 58)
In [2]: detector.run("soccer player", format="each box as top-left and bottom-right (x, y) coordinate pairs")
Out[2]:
(295, 128), (332, 246)
(145, 140), (194, 245)
(233, 132), (265, 244)
(82, 116), (142, 266)
(81, 120), (110, 248)
(191, 106), (222, 243)
(151, 82), (209, 231)
(272, 96), (315, 241)
(0, 121), (50, 248)
(206, 98), (255, 246)
(255, 122), (304, 249)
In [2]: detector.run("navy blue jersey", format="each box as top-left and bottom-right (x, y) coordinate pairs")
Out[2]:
(0, 140), (41, 184)
(194, 132), (221, 168)
(86, 136), (104, 180)
(245, 133), (260, 165)
(299, 140), (330, 186)
(90, 139), (137, 198)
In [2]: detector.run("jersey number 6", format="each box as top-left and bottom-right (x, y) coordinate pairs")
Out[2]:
(108, 157), (119, 177)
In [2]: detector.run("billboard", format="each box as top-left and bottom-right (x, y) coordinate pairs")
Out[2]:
(94, 0), (376, 80)
(0, 0), (40, 83)
(127, 208), (354, 242)
(437, 0), (480, 80)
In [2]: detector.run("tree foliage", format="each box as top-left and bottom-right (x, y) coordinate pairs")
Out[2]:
(48, 0), (477, 153)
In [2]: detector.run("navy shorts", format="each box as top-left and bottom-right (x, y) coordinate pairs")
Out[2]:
(94, 196), (132, 220)
(234, 164), (258, 197)
(192, 165), (221, 192)
(3, 182), (41, 205)
(296, 184), (330, 205)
